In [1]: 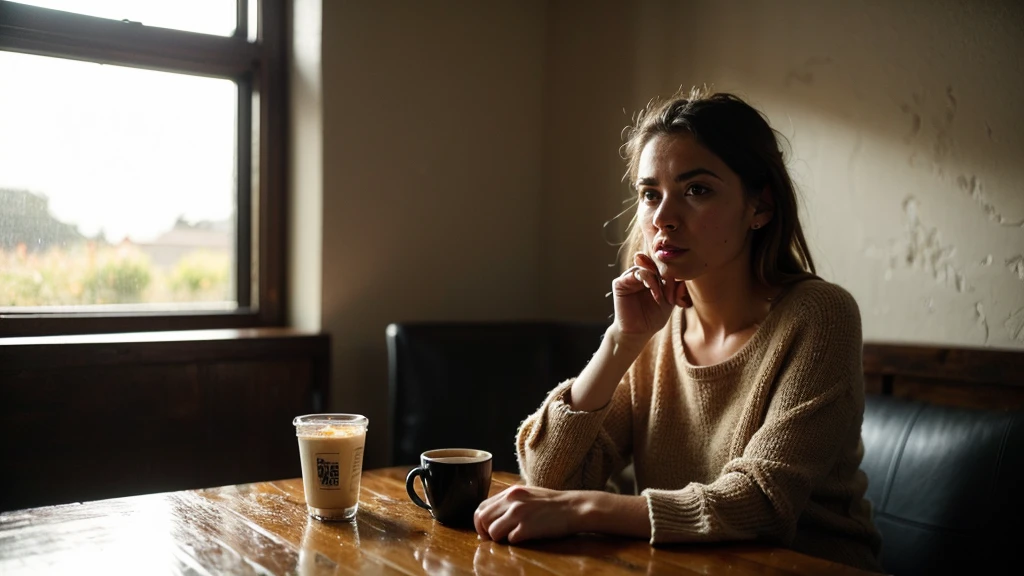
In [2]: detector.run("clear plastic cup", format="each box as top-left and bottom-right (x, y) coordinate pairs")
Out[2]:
(293, 414), (368, 521)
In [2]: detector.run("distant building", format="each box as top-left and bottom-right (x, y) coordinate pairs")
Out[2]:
(136, 217), (233, 268)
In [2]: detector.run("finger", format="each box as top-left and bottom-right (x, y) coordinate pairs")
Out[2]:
(475, 503), (511, 539)
(622, 263), (653, 287)
(478, 488), (507, 509)
(634, 268), (663, 305)
(506, 524), (531, 545)
(633, 267), (656, 288)
(633, 253), (662, 281)
(658, 276), (686, 308)
(618, 265), (641, 283)
(485, 507), (521, 543)
(612, 266), (646, 295)
(676, 281), (693, 308)
(474, 493), (509, 538)
(631, 267), (645, 286)
(634, 252), (659, 273)
(474, 506), (491, 539)
(660, 276), (677, 308)
(476, 485), (523, 523)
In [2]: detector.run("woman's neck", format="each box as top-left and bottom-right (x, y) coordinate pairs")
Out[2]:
(684, 259), (771, 347)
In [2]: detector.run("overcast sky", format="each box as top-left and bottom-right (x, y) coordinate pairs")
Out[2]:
(0, 1), (239, 243)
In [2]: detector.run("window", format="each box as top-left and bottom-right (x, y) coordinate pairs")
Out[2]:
(0, 0), (286, 336)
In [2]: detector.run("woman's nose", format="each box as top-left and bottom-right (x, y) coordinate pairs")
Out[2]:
(652, 197), (680, 231)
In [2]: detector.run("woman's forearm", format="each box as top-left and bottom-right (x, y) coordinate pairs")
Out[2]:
(573, 491), (651, 539)
(569, 327), (647, 412)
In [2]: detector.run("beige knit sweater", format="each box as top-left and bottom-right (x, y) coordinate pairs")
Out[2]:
(516, 279), (883, 572)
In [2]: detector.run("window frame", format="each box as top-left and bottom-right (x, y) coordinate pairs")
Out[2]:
(0, 0), (287, 336)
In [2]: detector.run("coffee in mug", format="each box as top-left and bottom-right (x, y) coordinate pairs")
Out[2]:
(406, 449), (492, 527)
(293, 414), (368, 521)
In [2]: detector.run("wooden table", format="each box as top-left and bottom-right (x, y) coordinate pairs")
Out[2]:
(0, 467), (876, 575)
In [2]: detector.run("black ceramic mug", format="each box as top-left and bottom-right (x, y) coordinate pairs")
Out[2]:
(405, 449), (493, 527)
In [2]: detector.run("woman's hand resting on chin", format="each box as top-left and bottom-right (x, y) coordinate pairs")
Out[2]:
(613, 252), (690, 342)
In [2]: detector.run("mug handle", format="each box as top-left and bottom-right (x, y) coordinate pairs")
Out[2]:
(405, 467), (431, 511)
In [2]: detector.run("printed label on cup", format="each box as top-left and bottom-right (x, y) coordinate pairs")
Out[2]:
(316, 452), (340, 489)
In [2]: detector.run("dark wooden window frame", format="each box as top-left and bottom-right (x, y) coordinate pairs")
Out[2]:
(0, 0), (287, 336)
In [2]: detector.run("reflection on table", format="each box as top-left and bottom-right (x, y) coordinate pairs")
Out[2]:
(0, 467), (876, 575)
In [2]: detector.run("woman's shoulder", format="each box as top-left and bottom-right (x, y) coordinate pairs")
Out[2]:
(774, 276), (861, 327)
(768, 279), (865, 399)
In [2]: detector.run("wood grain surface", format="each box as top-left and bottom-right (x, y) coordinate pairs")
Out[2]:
(0, 467), (879, 575)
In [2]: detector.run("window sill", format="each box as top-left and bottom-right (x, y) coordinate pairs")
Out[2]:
(0, 327), (329, 370)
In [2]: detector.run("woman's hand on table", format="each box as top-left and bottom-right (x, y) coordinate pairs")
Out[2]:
(474, 485), (651, 543)
(473, 485), (580, 543)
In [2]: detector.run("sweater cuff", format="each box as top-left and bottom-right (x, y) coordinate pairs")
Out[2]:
(642, 485), (707, 544)
(524, 380), (611, 448)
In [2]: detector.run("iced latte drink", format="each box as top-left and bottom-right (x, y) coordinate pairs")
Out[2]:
(293, 414), (368, 520)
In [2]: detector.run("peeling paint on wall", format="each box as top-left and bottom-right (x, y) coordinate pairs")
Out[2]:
(956, 175), (1024, 227)
(976, 302), (989, 344)
(900, 103), (921, 143)
(933, 86), (957, 168)
(945, 85), (957, 114)
(981, 254), (993, 266)
(784, 56), (833, 87)
(1007, 256), (1024, 281)
(901, 86), (959, 177)
(898, 196), (968, 292)
(1006, 308), (1024, 343)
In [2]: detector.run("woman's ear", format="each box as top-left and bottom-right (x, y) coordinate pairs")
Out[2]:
(752, 185), (775, 228)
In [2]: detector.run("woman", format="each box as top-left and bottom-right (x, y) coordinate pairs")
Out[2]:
(473, 88), (882, 572)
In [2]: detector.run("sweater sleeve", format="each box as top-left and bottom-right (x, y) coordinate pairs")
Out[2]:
(515, 369), (634, 491)
(642, 285), (865, 546)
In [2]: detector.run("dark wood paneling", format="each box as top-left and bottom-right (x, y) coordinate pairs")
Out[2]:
(863, 342), (1024, 410)
(891, 377), (1024, 411)
(0, 329), (329, 512)
(863, 373), (883, 396)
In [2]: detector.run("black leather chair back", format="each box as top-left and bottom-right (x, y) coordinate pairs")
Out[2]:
(386, 321), (608, 473)
(860, 395), (1024, 575)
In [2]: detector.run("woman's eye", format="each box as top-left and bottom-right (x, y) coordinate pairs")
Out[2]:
(686, 184), (711, 196)
(641, 189), (660, 202)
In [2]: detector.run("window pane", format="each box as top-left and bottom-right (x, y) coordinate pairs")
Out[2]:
(11, 0), (237, 37)
(0, 51), (239, 312)
(247, 0), (258, 43)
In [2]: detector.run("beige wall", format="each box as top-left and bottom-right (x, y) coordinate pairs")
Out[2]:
(615, 0), (1024, 348)
(289, 0), (323, 333)
(538, 1), (635, 320)
(301, 0), (1024, 465)
(319, 0), (547, 466)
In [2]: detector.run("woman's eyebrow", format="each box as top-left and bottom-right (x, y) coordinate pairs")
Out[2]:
(675, 167), (720, 182)
(636, 167), (721, 188)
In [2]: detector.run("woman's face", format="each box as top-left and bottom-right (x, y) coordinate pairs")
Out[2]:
(635, 133), (762, 281)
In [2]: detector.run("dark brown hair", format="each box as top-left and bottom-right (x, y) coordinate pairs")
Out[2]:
(619, 87), (815, 286)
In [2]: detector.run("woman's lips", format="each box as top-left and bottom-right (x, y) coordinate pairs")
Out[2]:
(655, 247), (687, 261)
